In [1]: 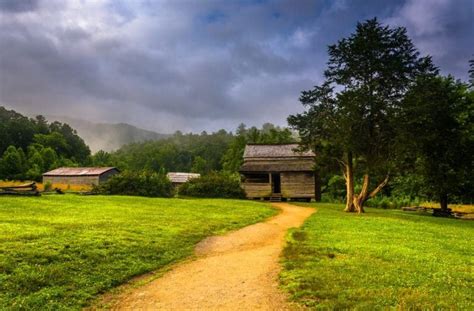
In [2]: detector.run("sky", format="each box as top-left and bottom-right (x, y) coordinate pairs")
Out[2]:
(0, 0), (473, 133)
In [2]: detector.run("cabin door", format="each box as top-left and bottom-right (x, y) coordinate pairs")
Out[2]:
(271, 173), (281, 194)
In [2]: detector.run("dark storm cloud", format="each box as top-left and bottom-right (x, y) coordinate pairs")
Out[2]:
(0, 0), (38, 13)
(0, 0), (472, 133)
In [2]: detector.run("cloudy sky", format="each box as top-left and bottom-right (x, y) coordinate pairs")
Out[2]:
(0, 0), (473, 133)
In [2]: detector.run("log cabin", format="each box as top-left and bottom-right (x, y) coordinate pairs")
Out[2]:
(239, 144), (316, 201)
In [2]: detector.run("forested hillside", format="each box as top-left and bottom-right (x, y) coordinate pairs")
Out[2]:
(0, 107), (90, 180)
(91, 123), (296, 174)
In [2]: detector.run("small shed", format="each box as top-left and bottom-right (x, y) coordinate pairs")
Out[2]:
(42, 167), (119, 186)
(239, 144), (315, 201)
(167, 172), (201, 186)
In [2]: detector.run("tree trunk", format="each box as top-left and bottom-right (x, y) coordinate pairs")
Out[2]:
(440, 193), (448, 211)
(353, 174), (389, 213)
(353, 174), (370, 213)
(314, 170), (322, 202)
(344, 152), (355, 212)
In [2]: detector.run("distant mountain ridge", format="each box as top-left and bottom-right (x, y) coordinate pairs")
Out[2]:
(46, 116), (170, 152)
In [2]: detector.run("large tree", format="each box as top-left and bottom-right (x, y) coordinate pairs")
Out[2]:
(288, 18), (437, 213)
(400, 75), (473, 212)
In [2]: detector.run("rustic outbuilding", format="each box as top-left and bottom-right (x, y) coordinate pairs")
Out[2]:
(167, 172), (201, 186)
(239, 144), (316, 201)
(42, 167), (119, 186)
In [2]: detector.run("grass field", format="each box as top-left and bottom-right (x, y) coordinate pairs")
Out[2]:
(0, 195), (275, 310)
(280, 203), (474, 309)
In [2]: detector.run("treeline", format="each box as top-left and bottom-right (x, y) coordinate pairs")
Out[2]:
(90, 123), (295, 174)
(0, 107), (90, 180)
(0, 106), (295, 183)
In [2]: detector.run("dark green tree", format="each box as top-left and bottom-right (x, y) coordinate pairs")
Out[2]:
(400, 76), (473, 212)
(191, 156), (209, 174)
(0, 146), (27, 180)
(288, 18), (437, 212)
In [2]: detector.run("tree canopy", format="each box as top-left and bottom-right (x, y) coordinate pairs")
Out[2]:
(288, 18), (438, 212)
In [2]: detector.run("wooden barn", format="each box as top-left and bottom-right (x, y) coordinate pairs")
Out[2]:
(167, 172), (201, 186)
(42, 167), (119, 186)
(239, 144), (316, 201)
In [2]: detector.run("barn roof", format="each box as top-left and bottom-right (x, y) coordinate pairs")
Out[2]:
(167, 172), (201, 183)
(43, 167), (119, 176)
(243, 144), (314, 158)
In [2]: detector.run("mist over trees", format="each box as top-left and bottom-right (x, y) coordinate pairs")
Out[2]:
(91, 123), (296, 174)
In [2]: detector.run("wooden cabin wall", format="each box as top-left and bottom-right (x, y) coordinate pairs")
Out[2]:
(43, 175), (100, 186)
(281, 172), (315, 198)
(242, 182), (272, 198)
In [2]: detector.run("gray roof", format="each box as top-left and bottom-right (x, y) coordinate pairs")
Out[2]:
(243, 144), (314, 158)
(240, 160), (315, 172)
(240, 144), (315, 173)
(43, 167), (119, 176)
(167, 172), (201, 183)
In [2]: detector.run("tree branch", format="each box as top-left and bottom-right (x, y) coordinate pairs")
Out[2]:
(368, 174), (390, 199)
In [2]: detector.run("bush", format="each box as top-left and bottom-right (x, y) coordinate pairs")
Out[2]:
(43, 181), (52, 192)
(178, 172), (245, 199)
(93, 171), (173, 197)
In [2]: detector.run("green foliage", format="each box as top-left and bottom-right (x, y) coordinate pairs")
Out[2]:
(109, 130), (233, 173)
(280, 203), (474, 309)
(323, 175), (346, 202)
(288, 18), (437, 210)
(399, 76), (474, 207)
(43, 181), (52, 192)
(90, 150), (112, 167)
(0, 146), (27, 180)
(191, 156), (209, 174)
(93, 171), (174, 197)
(179, 172), (245, 198)
(0, 195), (275, 309)
(0, 106), (91, 180)
(221, 123), (296, 173)
(365, 195), (421, 209)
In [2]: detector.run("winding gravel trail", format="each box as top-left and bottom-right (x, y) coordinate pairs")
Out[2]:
(111, 202), (314, 310)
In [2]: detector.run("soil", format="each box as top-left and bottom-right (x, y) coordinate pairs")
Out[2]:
(109, 202), (315, 310)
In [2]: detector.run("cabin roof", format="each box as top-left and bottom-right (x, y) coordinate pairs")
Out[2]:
(243, 144), (314, 158)
(240, 159), (314, 172)
(167, 172), (201, 183)
(43, 167), (119, 176)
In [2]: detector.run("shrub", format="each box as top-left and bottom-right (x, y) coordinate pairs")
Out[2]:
(93, 171), (173, 197)
(43, 181), (52, 192)
(178, 172), (245, 199)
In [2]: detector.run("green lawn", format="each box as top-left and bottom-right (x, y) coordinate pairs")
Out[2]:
(0, 195), (275, 310)
(280, 203), (473, 309)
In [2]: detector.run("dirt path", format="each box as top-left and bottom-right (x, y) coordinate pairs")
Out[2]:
(111, 202), (314, 310)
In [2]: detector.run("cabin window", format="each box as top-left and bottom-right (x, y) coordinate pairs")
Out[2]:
(244, 174), (269, 183)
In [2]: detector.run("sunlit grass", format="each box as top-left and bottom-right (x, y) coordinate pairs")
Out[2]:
(0, 195), (275, 310)
(280, 203), (473, 309)
(421, 201), (474, 213)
